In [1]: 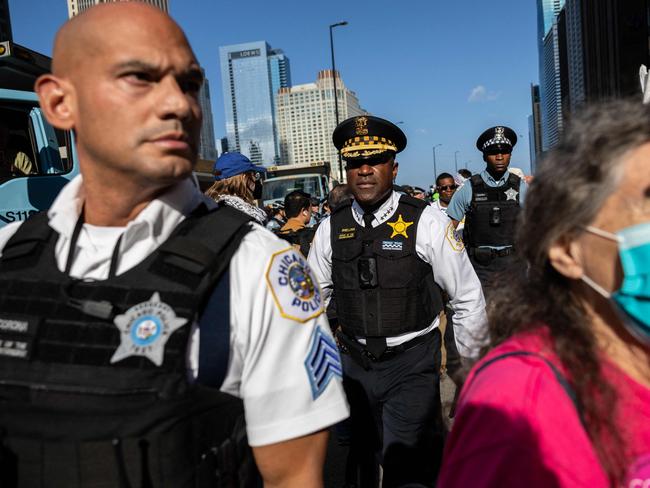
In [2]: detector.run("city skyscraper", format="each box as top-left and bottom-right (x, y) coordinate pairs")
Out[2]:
(276, 70), (367, 179)
(198, 70), (217, 161)
(528, 84), (543, 172)
(536, 0), (566, 152)
(0, 0), (11, 42)
(535, 0), (650, 153)
(67, 0), (168, 18)
(564, 0), (650, 109)
(219, 41), (291, 166)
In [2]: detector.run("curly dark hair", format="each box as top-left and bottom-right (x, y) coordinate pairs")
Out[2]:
(487, 99), (650, 485)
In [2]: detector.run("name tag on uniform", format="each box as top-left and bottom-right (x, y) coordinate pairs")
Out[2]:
(338, 227), (356, 240)
(0, 314), (40, 360)
(475, 193), (488, 202)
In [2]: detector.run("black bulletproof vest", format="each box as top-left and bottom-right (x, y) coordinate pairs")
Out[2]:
(330, 195), (443, 338)
(465, 173), (521, 248)
(0, 205), (260, 488)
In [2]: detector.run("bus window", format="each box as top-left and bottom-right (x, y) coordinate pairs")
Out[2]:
(0, 106), (37, 181)
(0, 103), (70, 182)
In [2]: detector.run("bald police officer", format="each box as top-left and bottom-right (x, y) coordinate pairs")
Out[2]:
(308, 115), (486, 487)
(447, 126), (528, 295)
(0, 5), (348, 487)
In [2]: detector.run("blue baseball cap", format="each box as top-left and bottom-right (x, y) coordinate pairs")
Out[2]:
(213, 152), (267, 180)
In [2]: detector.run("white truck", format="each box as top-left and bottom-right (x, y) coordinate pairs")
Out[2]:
(261, 161), (334, 206)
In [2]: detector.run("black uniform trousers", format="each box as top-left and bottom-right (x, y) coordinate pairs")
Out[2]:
(341, 329), (442, 488)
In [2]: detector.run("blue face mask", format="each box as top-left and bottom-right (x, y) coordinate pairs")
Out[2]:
(581, 222), (650, 343)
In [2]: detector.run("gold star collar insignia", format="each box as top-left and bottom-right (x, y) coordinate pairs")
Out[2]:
(387, 214), (414, 239)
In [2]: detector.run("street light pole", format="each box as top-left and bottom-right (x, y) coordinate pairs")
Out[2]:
(454, 150), (460, 173)
(432, 144), (442, 178)
(329, 21), (348, 182)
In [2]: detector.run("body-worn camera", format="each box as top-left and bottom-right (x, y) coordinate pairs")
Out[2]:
(358, 256), (378, 288)
(489, 206), (501, 226)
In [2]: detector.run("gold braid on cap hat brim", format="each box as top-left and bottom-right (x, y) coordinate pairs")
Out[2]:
(340, 136), (398, 157)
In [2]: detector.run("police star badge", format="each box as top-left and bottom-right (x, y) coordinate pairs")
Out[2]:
(110, 292), (187, 366)
(504, 188), (519, 201)
(387, 214), (414, 239)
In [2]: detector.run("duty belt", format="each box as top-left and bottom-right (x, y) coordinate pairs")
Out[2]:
(336, 329), (438, 369)
(469, 246), (515, 258)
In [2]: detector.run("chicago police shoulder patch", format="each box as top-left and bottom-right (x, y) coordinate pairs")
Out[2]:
(266, 247), (324, 323)
(445, 222), (465, 252)
(304, 325), (343, 400)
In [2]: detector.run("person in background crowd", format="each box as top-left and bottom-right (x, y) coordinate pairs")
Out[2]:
(447, 126), (527, 296)
(434, 172), (458, 214)
(0, 5), (349, 486)
(309, 196), (323, 227)
(412, 186), (427, 200)
(309, 115), (486, 487)
(265, 202), (285, 231)
(454, 169), (472, 189)
(440, 99), (650, 488)
(327, 183), (352, 212)
(205, 152), (268, 225)
(277, 190), (316, 257)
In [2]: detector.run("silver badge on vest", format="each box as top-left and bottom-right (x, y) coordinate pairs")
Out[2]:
(110, 292), (188, 366)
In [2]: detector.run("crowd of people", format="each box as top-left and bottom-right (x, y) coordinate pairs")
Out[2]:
(0, 4), (649, 488)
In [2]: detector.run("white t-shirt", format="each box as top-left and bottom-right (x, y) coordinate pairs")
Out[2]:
(307, 191), (487, 358)
(0, 175), (349, 447)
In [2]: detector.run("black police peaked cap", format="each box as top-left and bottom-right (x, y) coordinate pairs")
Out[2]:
(476, 126), (517, 153)
(333, 115), (407, 160)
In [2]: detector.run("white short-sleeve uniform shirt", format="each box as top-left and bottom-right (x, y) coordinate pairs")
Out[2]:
(0, 175), (349, 447)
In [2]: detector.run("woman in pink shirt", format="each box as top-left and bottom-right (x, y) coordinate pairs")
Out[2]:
(439, 99), (650, 488)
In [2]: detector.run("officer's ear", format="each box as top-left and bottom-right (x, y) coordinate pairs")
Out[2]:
(35, 74), (76, 131)
(392, 160), (399, 181)
(482, 153), (488, 163)
(548, 235), (584, 280)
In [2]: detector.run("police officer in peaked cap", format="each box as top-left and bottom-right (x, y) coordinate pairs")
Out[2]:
(447, 125), (528, 297)
(308, 115), (487, 487)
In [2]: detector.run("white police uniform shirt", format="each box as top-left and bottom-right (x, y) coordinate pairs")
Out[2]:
(307, 190), (487, 358)
(433, 199), (465, 233)
(0, 175), (349, 447)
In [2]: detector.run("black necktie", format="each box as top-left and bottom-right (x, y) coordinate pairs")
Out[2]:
(363, 213), (374, 229)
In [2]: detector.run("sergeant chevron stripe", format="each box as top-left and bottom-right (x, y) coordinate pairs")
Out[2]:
(304, 326), (343, 400)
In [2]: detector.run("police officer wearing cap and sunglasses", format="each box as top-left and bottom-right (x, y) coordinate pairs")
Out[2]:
(308, 115), (486, 487)
(447, 126), (528, 296)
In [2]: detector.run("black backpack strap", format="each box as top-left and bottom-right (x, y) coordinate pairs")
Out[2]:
(474, 351), (585, 428)
(197, 268), (232, 388)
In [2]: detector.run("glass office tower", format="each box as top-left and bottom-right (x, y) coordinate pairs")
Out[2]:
(219, 41), (291, 165)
